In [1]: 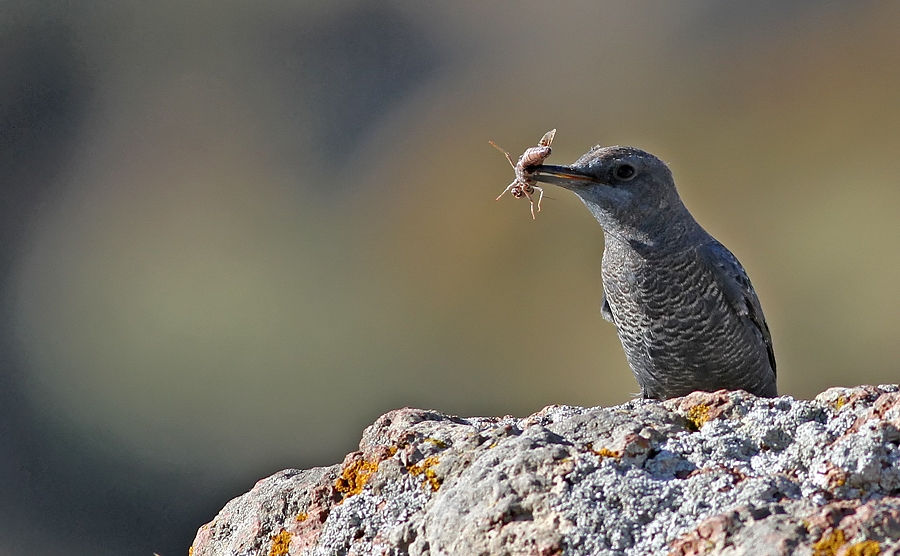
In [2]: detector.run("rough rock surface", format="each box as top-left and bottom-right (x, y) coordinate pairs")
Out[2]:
(191, 386), (900, 555)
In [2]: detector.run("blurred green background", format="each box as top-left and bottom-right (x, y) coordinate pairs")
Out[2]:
(2, 1), (900, 554)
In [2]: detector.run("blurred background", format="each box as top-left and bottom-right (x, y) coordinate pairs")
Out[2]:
(2, 1), (900, 554)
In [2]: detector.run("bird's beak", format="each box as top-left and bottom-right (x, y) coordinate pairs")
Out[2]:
(531, 165), (601, 191)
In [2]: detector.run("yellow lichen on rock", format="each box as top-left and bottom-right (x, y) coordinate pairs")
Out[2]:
(686, 404), (712, 431)
(425, 438), (448, 449)
(595, 447), (621, 458)
(813, 529), (845, 556)
(408, 456), (442, 491)
(834, 395), (848, 411)
(269, 530), (292, 556)
(586, 443), (621, 458)
(846, 540), (881, 556)
(335, 459), (379, 498)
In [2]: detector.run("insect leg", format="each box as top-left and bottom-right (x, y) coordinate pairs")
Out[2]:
(495, 180), (518, 201)
(533, 186), (545, 214)
(489, 141), (517, 170)
(520, 187), (538, 219)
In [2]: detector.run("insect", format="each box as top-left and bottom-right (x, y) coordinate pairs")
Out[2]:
(489, 128), (556, 219)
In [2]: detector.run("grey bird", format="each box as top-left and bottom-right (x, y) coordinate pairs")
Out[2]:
(532, 145), (777, 400)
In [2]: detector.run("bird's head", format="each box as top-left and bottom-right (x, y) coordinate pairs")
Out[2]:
(533, 145), (694, 244)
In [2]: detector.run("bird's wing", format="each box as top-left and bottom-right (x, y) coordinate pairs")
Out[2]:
(601, 292), (614, 323)
(697, 241), (776, 377)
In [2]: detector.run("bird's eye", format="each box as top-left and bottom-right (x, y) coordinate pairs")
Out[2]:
(615, 164), (636, 181)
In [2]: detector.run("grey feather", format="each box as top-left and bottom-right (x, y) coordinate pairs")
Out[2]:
(697, 240), (776, 378)
(600, 293), (614, 323)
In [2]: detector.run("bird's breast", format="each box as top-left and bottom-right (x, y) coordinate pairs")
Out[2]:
(600, 246), (731, 349)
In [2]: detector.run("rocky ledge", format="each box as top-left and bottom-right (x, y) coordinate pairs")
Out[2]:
(191, 385), (900, 555)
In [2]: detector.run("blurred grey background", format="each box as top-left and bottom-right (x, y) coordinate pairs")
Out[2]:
(2, 1), (899, 554)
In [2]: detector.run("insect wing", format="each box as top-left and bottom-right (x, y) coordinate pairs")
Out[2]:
(539, 128), (556, 147)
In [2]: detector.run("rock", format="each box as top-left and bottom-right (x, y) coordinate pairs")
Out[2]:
(190, 386), (900, 556)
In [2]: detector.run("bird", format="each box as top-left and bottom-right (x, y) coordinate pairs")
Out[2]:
(531, 145), (777, 400)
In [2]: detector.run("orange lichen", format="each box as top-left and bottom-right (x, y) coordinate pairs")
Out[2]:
(269, 530), (292, 556)
(586, 443), (621, 458)
(335, 459), (380, 498)
(686, 405), (712, 431)
(333, 446), (401, 501)
(295, 512), (308, 522)
(813, 529), (845, 556)
(595, 447), (622, 458)
(408, 456), (442, 491)
(188, 547), (194, 556)
(846, 540), (881, 556)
